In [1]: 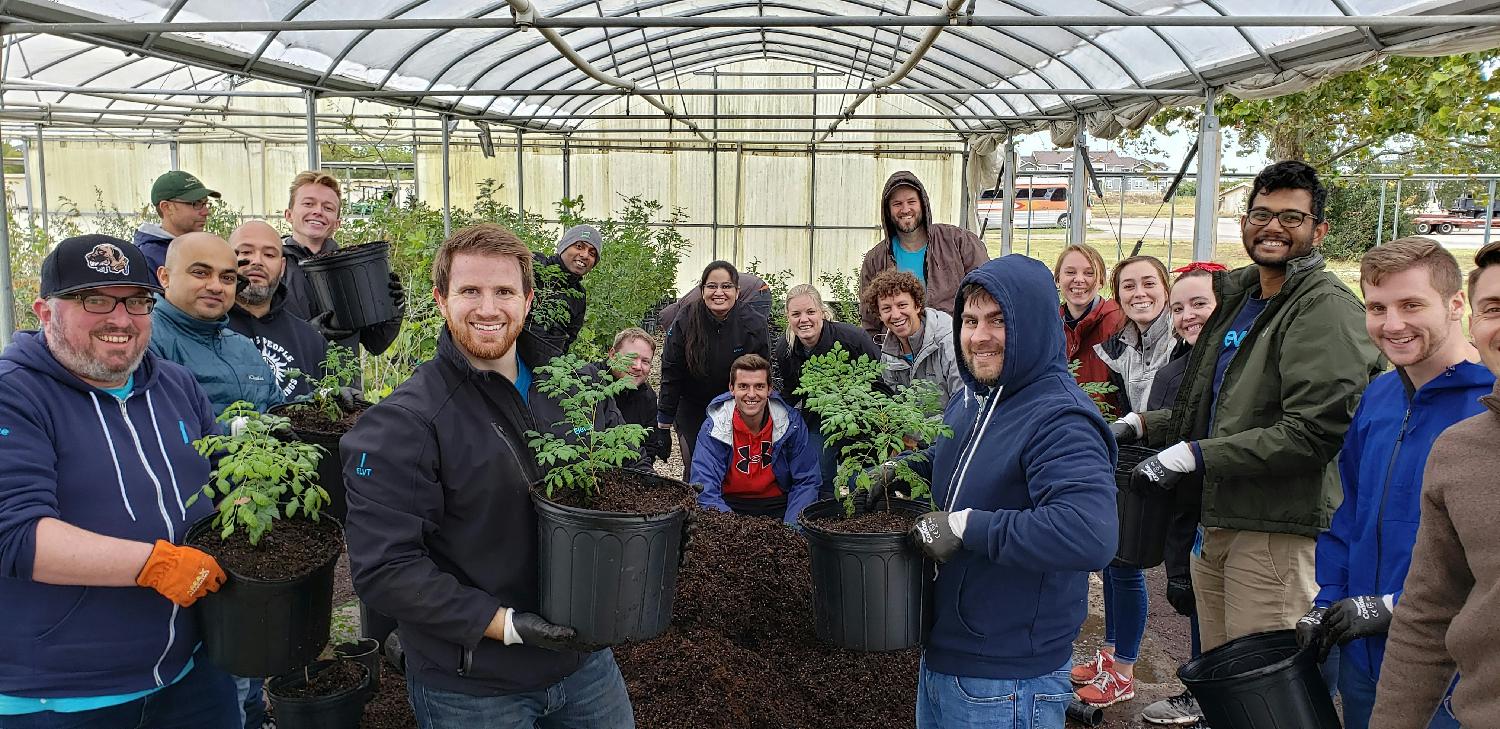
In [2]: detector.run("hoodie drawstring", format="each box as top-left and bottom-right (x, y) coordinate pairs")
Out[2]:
(144, 391), (188, 519)
(89, 392), (137, 522)
(945, 390), (1003, 511)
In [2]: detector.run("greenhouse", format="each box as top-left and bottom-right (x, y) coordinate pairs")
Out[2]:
(2, 1), (1499, 728)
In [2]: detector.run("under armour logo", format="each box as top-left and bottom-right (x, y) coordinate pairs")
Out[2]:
(734, 440), (772, 474)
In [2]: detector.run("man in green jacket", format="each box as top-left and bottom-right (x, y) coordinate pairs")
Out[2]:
(1135, 161), (1383, 653)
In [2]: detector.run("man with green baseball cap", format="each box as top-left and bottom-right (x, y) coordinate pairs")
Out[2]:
(133, 170), (221, 276)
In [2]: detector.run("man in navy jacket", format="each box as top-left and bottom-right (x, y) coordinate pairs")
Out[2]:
(0, 235), (236, 726)
(882, 254), (1118, 729)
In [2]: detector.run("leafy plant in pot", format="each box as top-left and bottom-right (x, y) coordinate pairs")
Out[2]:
(270, 345), (367, 521)
(185, 402), (345, 677)
(794, 345), (952, 651)
(527, 352), (697, 646)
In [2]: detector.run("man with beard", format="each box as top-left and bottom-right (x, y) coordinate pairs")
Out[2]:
(1135, 161), (1383, 654)
(856, 170), (988, 336)
(133, 171), (221, 276)
(1294, 238), (1485, 729)
(342, 224), (635, 728)
(227, 221), (329, 401)
(0, 235), (237, 727)
(867, 255), (1117, 729)
(149, 233), (283, 415)
(527, 224), (602, 354)
(278, 171), (405, 355)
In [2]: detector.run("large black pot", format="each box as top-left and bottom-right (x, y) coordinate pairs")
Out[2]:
(267, 402), (367, 522)
(798, 497), (933, 652)
(531, 472), (690, 646)
(300, 241), (396, 331)
(1179, 629), (1341, 729)
(187, 516), (342, 678)
(267, 659), (375, 729)
(1113, 444), (1171, 569)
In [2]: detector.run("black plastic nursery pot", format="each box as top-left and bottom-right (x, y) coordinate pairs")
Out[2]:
(300, 241), (396, 331)
(1179, 629), (1341, 729)
(1113, 444), (1172, 569)
(267, 659), (374, 729)
(797, 497), (934, 652)
(531, 472), (690, 646)
(187, 516), (342, 678)
(267, 401), (367, 522)
(333, 638), (382, 686)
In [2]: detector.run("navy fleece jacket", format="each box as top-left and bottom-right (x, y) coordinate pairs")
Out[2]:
(908, 254), (1118, 680)
(691, 391), (821, 524)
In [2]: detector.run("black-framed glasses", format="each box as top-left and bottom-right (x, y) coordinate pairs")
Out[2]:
(1247, 208), (1318, 228)
(62, 293), (156, 315)
(168, 198), (212, 211)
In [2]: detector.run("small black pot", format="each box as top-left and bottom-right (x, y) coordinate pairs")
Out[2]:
(267, 659), (374, 729)
(531, 472), (690, 646)
(187, 516), (342, 677)
(300, 241), (396, 331)
(798, 497), (933, 652)
(1179, 629), (1341, 729)
(333, 638), (381, 686)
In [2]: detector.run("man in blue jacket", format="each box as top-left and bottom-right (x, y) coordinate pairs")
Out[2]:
(0, 235), (236, 726)
(149, 232), (283, 415)
(133, 170), (220, 276)
(692, 354), (820, 524)
(1298, 237), (1489, 729)
(877, 254), (1118, 729)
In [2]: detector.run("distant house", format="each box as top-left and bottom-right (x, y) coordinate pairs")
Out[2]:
(1022, 150), (1168, 193)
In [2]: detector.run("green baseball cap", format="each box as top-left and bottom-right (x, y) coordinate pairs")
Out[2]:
(150, 170), (221, 206)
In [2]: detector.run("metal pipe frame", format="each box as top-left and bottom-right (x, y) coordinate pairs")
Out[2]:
(1068, 118), (1086, 245)
(999, 135), (1016, 256)
(1191, 87), (1221, 262)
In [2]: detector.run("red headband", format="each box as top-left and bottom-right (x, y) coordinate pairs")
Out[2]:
(1172, 261), (1228, 274)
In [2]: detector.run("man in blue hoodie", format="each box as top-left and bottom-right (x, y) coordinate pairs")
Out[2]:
(0, 235), (237, 727)
(1296, 237), (1490, 729)
(133, 170), (221, 277)
(878, 255), (1118, 728)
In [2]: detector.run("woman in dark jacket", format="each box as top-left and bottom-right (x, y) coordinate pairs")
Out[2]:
(657, 261), (771, 482)
(779, 283), (881, 497)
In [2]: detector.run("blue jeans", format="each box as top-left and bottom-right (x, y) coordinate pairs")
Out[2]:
(232, 677), (264, 729)
(1100, 565), (1147, 663)
(806, 427), (839, 500)
(0, 660), (239, 729)
(1338, 650), (1459, 729)
(407, 649), (634, 729)
(916, 658), (1073, 729)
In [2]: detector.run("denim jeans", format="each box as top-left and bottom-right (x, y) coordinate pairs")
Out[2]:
(805, 427), (839, 500)
(407, 649), (634, 729)
(916, 657), (1073, 729)
(232, 677), (264, 729)
(0, 660), (239, 729)
(1338, 650), (1459, 729)
(1100, 565), (1148, 663)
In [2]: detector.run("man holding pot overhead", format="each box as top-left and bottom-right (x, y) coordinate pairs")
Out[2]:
(867, 255), (1118, 729)
(342, 223), (635, 728)
(0, 235), (238, 727)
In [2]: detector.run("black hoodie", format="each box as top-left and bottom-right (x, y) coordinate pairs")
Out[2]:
(656, 300), (771, 424)
(227, 281), (330, 401)
(525, 252), (587, 354)
(281, 235), (402, 356)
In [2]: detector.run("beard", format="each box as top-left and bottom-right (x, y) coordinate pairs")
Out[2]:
(46, 316), (146, 385)
(238, 281), (273, 306)
(448, 318), (523, 362)
(895, 217), (921, 234)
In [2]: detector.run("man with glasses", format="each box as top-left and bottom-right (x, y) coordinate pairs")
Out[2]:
(0, 235), (239, 728)
(134, 171), (221, 276)
(1135, 161), (1382, 654)
(148, 231), (283, 416)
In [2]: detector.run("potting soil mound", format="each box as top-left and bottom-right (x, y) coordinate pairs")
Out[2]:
(190, 516), (343, 581)
(363, 665), (416, 729)
(544, 468), (696, 515)
(615, 510), (920, 729)
(273, 659), (366, 699)
(809, 508), (916, 534)
(281, 400), (366, 436)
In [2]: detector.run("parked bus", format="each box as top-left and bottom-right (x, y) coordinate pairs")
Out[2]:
(977, 177), (1085, 230)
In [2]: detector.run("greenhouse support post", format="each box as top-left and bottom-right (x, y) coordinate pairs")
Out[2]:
(0, 155), (14, 345)
(1192, 88), (1222, 263)
(1392, 179), (1402, 240)
(20, 139), (33, 230)
(304, 90), (319, 170)
(1001, 136), (1017, 256)
(808, 143), (817, 279)
(1069, 119), (1087, 246)
(1375, 181), (1387, 246)
(441, 115), (452, 237)
(517, 129), (525, 214)
(1486, 180), (1496, 247)
(562, 136), (571, 199)
(169, 140), (179, 171)
(35, 125), (47, 235)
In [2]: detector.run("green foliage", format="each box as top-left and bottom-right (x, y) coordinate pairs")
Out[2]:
(796, 344), (952, 515)
(1068, 359), (1121, 420)
(743, 258), (794, 332)
(187, 402), (328, 546)
(1320, 178), (1417, 261)
(817, 268), (861, 323)
(526, 352), (649, 498)
(286, 345), (362, 423)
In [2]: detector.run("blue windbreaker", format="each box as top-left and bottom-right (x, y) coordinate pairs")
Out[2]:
(149, 296), (283, 415)
(0, 332), (218, 698)
(1315, 361), (1494, 678)
(909, 254), (1118, 680)
(691, 391), (821, 524)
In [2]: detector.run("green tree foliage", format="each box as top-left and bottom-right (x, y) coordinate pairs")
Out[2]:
(188, 402), (328, 546)
(1068, 359), (1121, 420)
(743, 258), (794, 332)
(527, 352), (649, 498)
(1320, 177), (1417, 260)
(284, 345), (362, 423)
(817, 268), (861, 324)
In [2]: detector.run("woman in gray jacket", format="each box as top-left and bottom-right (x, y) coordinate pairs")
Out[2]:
(864, 269), (964, 408)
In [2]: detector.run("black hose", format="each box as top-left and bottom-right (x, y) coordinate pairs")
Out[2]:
(1067, 698), (1104, 726)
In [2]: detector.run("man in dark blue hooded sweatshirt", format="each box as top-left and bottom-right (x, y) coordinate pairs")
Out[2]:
(873, 254), (1118, 728)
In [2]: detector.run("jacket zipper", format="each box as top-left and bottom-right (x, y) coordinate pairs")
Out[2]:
(1369, 397), (1411, 670)
(945, 392), (1000, 511)
(117, 397), (178, 687)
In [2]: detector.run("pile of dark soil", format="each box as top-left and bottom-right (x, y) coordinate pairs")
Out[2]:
(543, 468), (696, 515)
(272, 660), (366, 699)
(189, 517), (343, 581)
(615, 510), (920, 729)
(809, 508), (915, 534)
(281, 400), (366, 436)
(362, 664), (417, 729)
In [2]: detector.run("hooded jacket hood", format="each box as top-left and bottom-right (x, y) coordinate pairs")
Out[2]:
(952, 254), (1068, 397)
(879, 170), (933, 244)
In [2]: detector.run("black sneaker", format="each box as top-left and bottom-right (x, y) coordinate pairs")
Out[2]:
(1141, 689), (1203, 725)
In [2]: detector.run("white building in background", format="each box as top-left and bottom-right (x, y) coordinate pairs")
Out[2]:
(1023, 150), (1168, 193)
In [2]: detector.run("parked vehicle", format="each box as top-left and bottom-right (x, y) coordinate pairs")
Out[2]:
(978, 178), (1087, 229)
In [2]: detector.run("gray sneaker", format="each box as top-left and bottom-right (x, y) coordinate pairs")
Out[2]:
(1141, 690), (1203, 725)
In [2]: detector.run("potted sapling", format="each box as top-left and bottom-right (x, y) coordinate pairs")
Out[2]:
(528, 352), (697, 645)
(270, 345), (367, 520)
(794, 344), (951, 651)
(185, 402), (344, 677)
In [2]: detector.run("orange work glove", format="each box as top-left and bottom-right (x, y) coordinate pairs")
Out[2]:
(135, 540), (227, 607)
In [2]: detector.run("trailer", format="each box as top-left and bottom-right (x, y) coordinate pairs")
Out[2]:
(1414, 213), (1489, 235)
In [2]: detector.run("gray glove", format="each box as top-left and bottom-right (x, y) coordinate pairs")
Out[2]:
(861, 461), (899, 511)
(334, 386), (363, 412)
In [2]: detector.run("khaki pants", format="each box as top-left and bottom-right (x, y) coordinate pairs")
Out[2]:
(1191, 527), (1318, 653)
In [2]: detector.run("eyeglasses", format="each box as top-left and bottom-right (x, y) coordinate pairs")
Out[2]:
(168, 199), (212, 211)
(703, 283), (736, 292)
(62, 293), (156, 315)
(1246, 208), (1318, 228)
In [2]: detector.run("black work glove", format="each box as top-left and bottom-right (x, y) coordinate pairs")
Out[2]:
(235, 259), (252, 296)
(509, 611), (595, 653)
(1295, 605), (1328, 653)
(1130, 454), (1189, 493)
(311, 310), (356, 341)
(909, 510), (963, 563)
(334, 386), (363, 413)
(1321, 595), (1394, 658)
(1166, 576), (1195, 616)
(645, 427), (673, 462)
(1109, 419), (1138, 444)
(861, 461), (899, 511)
(387, 272), (406, 319)
(678, 508), (697, 568)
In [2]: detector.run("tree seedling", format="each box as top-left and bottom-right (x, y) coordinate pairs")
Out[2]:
(1068, 359), (1121, 419)
(527, 352), (649, 499)
(187, 402), (328, 546)
(284, 345), (363, 424)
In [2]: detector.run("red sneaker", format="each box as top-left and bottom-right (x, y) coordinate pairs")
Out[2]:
(1076, 667), (1136, 708)
(1070, 649), (1114, 686)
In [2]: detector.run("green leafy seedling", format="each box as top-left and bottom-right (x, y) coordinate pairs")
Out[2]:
(526, 352), (649, 499)
(1068, 359), (1120, 420)
(187, 401), (328, 546)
